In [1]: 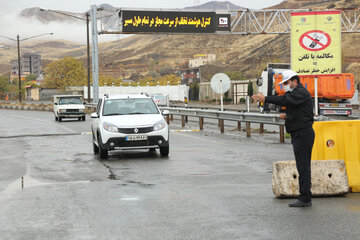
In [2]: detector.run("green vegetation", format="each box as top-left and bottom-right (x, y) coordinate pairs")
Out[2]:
(224, 97), (233, 102)
(247, 81), (254, 96)
(0, 76), (10, 93)
(43, 56), (86, 89)
(25, 74), (37, 81)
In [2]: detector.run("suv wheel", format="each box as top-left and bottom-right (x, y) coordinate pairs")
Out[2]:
(55, 116), (58, 121)
(93, 141), (99, 154)
(98, 134), (108, 159)
(160, 146), (169, 157)
(58, 117), (62, 122)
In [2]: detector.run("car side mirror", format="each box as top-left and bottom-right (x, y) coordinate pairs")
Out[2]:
(91, 113), (99, 118)
(162, 110), (169, 115)
(54, 103), (58, 105)
(83, 102), (87, 105)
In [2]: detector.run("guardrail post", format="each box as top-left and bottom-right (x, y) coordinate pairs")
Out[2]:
(219, 119), (224, 133)
(181, 115), (185, 128)
(246, 122), (251, 138)
(166, 114), (170, 125)
(199, 117), (204, 130)
(237, 121), (241, 131)
(170, 114), (173, 121)
(260, 123), (264, 133)
(279, 126), (285, 143)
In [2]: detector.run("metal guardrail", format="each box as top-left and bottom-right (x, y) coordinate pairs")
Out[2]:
(160, 107), (286, 143)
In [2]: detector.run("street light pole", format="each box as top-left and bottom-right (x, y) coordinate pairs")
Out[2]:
(40, 8), (92, 101)
(17, 35), (22, 103)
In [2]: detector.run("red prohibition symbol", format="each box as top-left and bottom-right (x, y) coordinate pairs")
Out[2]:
(299, 30), (331, 51)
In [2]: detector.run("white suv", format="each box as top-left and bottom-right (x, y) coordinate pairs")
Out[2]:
(91, 94), (169, 159)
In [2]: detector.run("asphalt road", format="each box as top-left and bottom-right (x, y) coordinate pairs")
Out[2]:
(0, 109), (360, 240)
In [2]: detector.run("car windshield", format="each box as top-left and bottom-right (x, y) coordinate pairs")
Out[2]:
(59, 97), (82, 105)
(102, 98), (159, 116)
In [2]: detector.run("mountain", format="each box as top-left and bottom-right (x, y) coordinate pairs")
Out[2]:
(267, 0), (359, 9)
(183, 1), (245, 11)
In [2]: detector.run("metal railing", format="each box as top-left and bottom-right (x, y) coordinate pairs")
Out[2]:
(160, 107), (286, 142)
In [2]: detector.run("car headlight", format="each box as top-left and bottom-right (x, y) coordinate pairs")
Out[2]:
(59, 109), (66, 113)
(153, 119), (167, 131)
(103, 122), (118, 132)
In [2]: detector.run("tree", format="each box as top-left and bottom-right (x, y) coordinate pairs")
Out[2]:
(43, 56), (86, 89)
(25, 74), (37, 81)
(0, 76), (10, 93)
(189, 81), (199, 101)
(247, 81), (254, 96)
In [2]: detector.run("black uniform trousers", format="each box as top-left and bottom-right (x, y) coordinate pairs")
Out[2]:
(290, 127), (315, 203)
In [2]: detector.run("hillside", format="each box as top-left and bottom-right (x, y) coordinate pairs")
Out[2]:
(268, 0), (359, 9)
(1, 0), (360, 83)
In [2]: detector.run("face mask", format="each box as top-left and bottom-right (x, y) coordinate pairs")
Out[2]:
(283, 84), (292, 92)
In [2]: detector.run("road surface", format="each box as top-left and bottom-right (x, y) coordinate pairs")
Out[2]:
(0, 109), (359, 240)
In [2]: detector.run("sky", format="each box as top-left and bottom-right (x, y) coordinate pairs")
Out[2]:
(0, 0), (284, 44)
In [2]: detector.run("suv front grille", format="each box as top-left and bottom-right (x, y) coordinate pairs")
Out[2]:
(118, 126), (153, 134)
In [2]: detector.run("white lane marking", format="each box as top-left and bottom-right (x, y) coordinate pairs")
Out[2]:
(120, 197), (139, 201)
(82, 132), (93, 135)
(11, 114), (77, 133)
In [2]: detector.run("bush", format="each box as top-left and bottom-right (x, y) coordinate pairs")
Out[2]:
(240, 98), (246, 103)
(224, 97), (232, 102)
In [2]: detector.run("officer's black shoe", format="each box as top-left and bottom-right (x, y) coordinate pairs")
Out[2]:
(289, 199), (312, 207)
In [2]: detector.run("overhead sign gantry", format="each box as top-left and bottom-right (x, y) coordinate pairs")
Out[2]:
(121, 10), (231, 33)
(90, 5), (360, 103)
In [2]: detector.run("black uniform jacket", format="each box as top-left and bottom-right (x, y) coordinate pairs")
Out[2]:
(265, 83), (314, 133)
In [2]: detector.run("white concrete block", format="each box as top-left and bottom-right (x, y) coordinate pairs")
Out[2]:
(272, 160), (349, 198)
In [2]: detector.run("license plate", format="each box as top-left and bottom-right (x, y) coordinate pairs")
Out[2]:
(331, 104), (339, 107)
(125, 135), (148, 141)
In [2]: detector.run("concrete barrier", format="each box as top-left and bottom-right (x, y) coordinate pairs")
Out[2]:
(272, 160), (349, 198)
(0, 103), (53, 112)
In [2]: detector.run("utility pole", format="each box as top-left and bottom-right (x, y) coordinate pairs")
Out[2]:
(86, 13), (91, 101)
(0, 33), (53, 103)
(17, 35), (22, 103)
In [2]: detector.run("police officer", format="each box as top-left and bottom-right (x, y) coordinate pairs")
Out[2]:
(252, 70), (315, 207)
